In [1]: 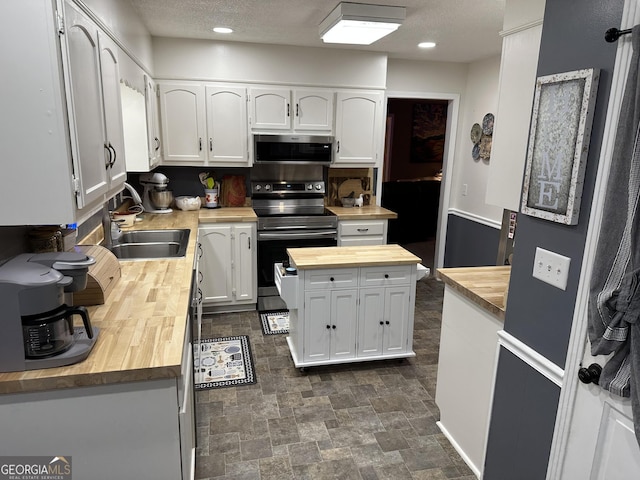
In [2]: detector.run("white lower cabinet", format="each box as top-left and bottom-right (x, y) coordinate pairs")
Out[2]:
(199, 223), (257, 310)
(337, 219), (388, 246)
(0, 320), (195, 480)
(280, 263), (416, 368)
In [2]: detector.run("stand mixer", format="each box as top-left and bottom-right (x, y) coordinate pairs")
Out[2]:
(140, 172), (173, 213)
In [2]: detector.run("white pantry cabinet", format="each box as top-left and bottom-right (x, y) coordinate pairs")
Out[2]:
(278, 262), (417, 369)
(250, 87), (334, 132)
(199, 223), (257, 311)
(159, 82), (250, 166)
(334, 91), (384, 166)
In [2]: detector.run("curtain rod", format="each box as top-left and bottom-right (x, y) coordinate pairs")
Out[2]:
(605, 27), (632, 42)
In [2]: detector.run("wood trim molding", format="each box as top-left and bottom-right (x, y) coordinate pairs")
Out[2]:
(500, 19), (544, 38)
(545, 1), (640, 478)
(448, 208), (502, 230)
(497, 330), (564, 387)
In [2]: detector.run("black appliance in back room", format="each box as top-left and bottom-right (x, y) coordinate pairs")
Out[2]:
(252, 135), (337, 312)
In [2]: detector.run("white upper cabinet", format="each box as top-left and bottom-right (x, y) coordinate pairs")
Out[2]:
(146, 76), (161, 169)
(159, 83), (206, 163)
(159, 82), (250, 166)
(98, 31), (126, 194)
(334, 91), (383, 166)
(250, 88), (334, 133)
(250, 88), (291, 130)
(205, 86), (249, 164)
(63, 1), (109, 208)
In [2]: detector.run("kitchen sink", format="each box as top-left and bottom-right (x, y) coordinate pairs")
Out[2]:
(110, 229), (190, 259)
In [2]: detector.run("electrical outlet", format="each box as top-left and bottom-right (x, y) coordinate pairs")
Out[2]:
(532, 247), (571, 290)
(462, 184), (468, 196)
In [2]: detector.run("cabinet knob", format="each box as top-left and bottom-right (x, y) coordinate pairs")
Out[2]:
(384, 274), (389, 279)
(326, 325), (331, 329)
(332, 325), (336, 329)
(385, 321), (390, 325)
(330, 277), (335, 282)
(578, 363), (602, 385)
(379, 321), (384, 325)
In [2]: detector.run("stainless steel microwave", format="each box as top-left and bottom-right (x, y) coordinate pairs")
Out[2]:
(254, 135), (333, 165)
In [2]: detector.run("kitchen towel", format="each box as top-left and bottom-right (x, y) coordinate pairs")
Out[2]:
(588, 25), (640, 446)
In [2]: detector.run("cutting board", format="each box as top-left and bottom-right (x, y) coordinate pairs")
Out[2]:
(221, 175), (246, 207)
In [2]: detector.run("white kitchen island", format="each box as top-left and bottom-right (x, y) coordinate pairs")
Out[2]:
(276, 244), (423, 370)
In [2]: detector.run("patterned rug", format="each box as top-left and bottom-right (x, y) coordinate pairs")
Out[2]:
(259, 311), (289, 335)
(194, 335), (256, 390)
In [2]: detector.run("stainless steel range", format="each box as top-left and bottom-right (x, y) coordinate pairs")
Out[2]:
(252, 166), (337, 311)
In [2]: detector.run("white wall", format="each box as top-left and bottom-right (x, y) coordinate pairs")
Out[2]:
(152, 38), (387, 89)
(386, 58), (468, 94)
(80, 0), (154, 72)
(449, 55), (504, 225)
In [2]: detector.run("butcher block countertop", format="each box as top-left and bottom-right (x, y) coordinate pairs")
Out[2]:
(0, 207), (254, 395)
(326, 205), (398, 220)
(288, 244), (420, 270)
(199, 206), (257, 223)
(436, 266), (511, 320)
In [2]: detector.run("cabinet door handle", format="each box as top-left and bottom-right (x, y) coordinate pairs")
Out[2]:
(357, 228), (369, 232)
(337, 141), (340, 153)
(296, 103), (299, 117)
(198, 242), (203, 259)
(199, 138), (202, 151)
(155, 137), (160, 151)
(209, 138), (213, 152)
(248, 237), (251, 250)
(287, 103), (290, 117)
(198, 271), (203, 283)
(197, 287), (203, 303)
(108, 143), (117, 168)
(104, 143), (111, 169)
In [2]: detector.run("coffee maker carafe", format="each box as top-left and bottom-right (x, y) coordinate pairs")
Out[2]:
(0, 251), (99, 372)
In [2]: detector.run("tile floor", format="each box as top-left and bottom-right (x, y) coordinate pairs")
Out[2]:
(195, 277), (475, 480)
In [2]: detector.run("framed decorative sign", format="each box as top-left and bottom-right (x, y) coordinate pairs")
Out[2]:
(521, 68), (599, 225)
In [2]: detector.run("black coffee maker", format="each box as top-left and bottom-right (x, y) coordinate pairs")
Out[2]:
(0, 252), (98, 372)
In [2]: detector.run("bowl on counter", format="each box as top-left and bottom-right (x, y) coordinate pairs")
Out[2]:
(150, 189), (174, 209)
(175, 196), (202, 211)
(340, 197), (355, 208)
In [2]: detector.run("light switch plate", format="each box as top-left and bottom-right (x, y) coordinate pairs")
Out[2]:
(532, 247), (571, 290)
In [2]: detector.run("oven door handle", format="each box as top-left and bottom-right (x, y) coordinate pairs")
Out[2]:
(260, 224), (337, 230)
(258, 231), (337, 240)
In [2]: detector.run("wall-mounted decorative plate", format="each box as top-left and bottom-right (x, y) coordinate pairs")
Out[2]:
(482, 113), (494, 135)
(470, 123), (482, 143)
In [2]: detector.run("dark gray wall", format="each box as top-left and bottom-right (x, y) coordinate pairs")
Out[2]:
(484, 349), (561, 480)
(504, 0), (623, 368)
(443, 214), (500, 267)
(483, 0), (624, 477)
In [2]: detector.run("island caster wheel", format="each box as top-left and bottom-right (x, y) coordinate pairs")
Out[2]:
(299, 367), (307, 373)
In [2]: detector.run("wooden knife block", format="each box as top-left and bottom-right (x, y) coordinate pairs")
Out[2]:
(72, 245), (121, 306)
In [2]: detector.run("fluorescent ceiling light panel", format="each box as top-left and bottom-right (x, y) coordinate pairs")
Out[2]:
(319, 2), (406, 45)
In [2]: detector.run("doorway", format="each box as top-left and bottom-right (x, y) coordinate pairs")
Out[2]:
(381, 96), (455, 275)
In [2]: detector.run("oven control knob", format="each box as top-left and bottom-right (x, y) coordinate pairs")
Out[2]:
(254, 184), (262, 191)
(315, 184), (322, 190)
(265, 184), (272, 191)
(306, 184), (313, 190)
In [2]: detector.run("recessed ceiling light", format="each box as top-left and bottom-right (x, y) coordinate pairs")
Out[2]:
(213, 27), (233, 34)
(418, 42), (436, 49)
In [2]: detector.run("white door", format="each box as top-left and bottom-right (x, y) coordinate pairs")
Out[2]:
(357, 287), (385, 357)
(98, 31), (126, 191)
(205, 86), (248, 164)
(63, 0), (108, 208)
(303, 290), (331, 362)
(334, 91), (383, 165)
(159, 83), (206, 163)
(232, 224), (256, 302)
(383, 286), (410, 354)
(250, 88), (291, 130)
(294, 90), (333, 132)
(329, 289), (358, 360)
(559, 346), (640, 480)
(199, 225), (233, 304)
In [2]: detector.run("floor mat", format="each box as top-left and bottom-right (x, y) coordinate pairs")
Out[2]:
(194, 335), (256, 390)
(259, 311), (289, 335)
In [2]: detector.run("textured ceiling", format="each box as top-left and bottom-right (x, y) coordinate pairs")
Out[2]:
(126, 0), (506, 63)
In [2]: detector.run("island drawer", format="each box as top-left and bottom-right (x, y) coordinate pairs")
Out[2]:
(274, 263), (298, 308)
(359, 265), (413, 287)
(304, 268), (358, 290)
